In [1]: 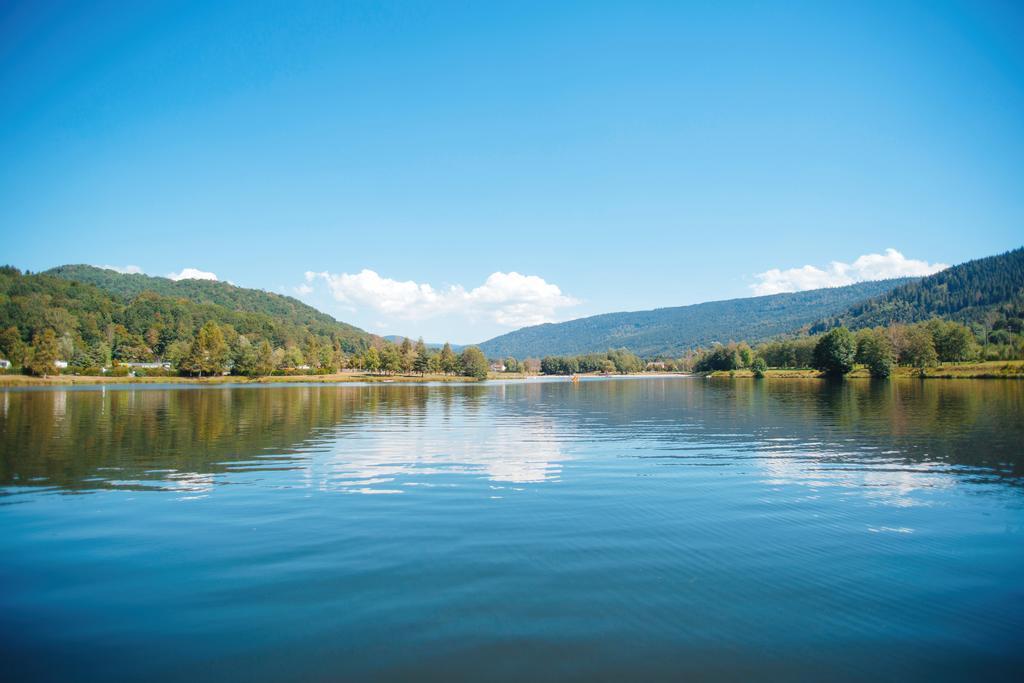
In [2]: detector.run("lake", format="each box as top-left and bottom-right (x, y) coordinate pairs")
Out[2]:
(1, 377), (1022, 681)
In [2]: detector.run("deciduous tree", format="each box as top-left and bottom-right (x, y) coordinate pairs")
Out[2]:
(812, 327), (855, 376)
(28, 329), (60, 376)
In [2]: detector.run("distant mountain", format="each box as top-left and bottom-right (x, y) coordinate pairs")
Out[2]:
(812, 247), (1024, 333)
(383, 335), (465, 351)
(478, 279), (914, 359)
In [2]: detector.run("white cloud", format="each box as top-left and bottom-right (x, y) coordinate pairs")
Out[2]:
(305, 269), (579, 328)
(751, 249), (948, 296)
(98, 264), (143, 274)
(167, 267), (218, 281)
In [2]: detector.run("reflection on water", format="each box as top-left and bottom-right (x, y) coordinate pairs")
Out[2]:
(0, 383), (573, 495)
(3, 378), (1021, 497)
(1, 377), (1023, 681)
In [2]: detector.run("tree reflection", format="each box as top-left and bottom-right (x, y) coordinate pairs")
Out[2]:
(2, 378), (1021, 496)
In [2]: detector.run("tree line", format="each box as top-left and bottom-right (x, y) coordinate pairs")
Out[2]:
(677, 315), (1023, 378)
(0, 267), (493, 380)
(538, 348), (644, 375)
(0, 318), (491, 381)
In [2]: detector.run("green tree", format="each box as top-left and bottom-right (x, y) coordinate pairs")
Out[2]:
(858, 329), (894, 378)
(254, 340), (276, 376)
(363, 347), (381, 374)
(231, 335), (257, 375)
(459, 346), (489, 380)
(199, 321), (229, 375)
(439, 342), (457, 374)
(427, 352), (442, 374)
(283, 345), (305, 369)
(903, 326), (938, 370)
(413, 347), (430, 375)
(399, 337), (414, 373)
(27, 328), (60, 376)
(854, 328), (873, 365)
(750, 356), (767, 378)
(180, 321), (229, 376)
(0, 325), (28, 368)
(504, 357), (520, 373)
(736, 342), (754, 368)
(812, 327), (855, 376)
(303, 335), (321, 370)
(381, 345), (403, 374)
(927, 319), (976, 362)
(694, 344), (740, 372)
(166, 340), (192, 369)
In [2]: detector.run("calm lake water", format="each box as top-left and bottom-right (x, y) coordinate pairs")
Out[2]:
(1, 377), (1023, 681)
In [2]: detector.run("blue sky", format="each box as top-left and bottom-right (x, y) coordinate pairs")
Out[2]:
(1, 1), (1022, 343)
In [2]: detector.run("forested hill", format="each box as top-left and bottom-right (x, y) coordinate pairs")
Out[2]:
(1, 266), (376, 368)
(811, 247), (1024, 333)
(479, 278), (913, 359)
(47, 264), (365, 336)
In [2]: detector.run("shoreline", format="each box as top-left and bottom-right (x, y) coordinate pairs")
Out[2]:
(707, 360), (1024, 380)
(2, 361), (1021, 388)
(0, 372), (481, 388)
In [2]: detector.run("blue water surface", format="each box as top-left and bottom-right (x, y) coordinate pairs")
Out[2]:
(1, 377), (1022, 681)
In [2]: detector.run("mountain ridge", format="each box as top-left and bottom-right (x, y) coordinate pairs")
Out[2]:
(45, 264), (370, 339)
(0, 265), (377, 370)
(478, 278), (916, 358)
(811, 247), (1024, 333)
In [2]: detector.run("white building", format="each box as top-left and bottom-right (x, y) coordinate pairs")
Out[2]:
(124, 362), (172, 370)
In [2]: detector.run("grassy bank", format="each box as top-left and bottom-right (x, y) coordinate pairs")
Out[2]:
(0, 372), (479, 387)
(708, 360), (1024, 379)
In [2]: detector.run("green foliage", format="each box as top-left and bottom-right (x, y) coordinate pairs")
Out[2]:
(0, 265), (377, 377)
(480, 279), (911, 359)
(856, 329), (894, 378)
(413, 347), (430, 374)
(750, 356), (767, 378)
(439, 343), (457, 374)
(541, 355), (578, 375)
(813, 327), (856, 376)
(27, 329), (59, 376)
(47, 264), (370, 344)
(814, 247), (1024, 331)
(540, 348), (643, 375)
(179, 321), (230, 376)
(925, 319), (976, 362)
(903, 326), (938, 369)
(756, 337), (817, 368)
(0, 325), (28, 368)
(694, 344), (742, 372)
(458, 346), (489, 380)
(380, 345), (403, 374)
(363, 346), (381, 373)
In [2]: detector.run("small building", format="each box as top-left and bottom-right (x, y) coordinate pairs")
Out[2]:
(124, 361), (172, 370)
(489, 362), (506, 372)
(55, 360), (69, 369)
(646, 361), (667, 371)
(0, 359), (11, 369)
